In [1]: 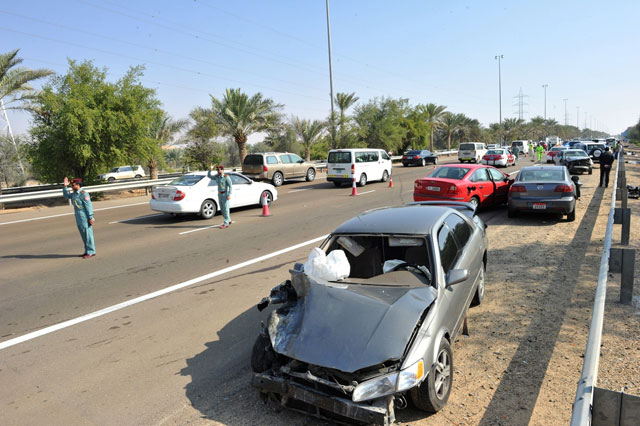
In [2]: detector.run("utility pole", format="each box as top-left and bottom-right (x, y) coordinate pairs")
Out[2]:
(325, 0), (336, 147)
(495, 55), (503, 124)
(563, 98), (568, 125)
(576, 106), (580, 130)
(542, 84), (548, 120)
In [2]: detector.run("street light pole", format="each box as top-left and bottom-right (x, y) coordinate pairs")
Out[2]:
(542, 84), (548, 120)
(495, 55), (503, 124)
(563, 98), (568, 125)
(576, 106), (580, 130)
(325, 0), (336, 145)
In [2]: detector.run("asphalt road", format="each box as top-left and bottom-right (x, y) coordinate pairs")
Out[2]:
(0, 158), (528, 425)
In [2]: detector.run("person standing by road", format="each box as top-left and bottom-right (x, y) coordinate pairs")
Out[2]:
(536, 144), (545, 162)
(599, 146), (614, 187)
(208, 164), (233, 228)
(512, 144), (520, 162)
(62, 177), (96, 258)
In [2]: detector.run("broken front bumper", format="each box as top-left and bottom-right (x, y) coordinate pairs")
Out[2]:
(252, 372), (393, 425)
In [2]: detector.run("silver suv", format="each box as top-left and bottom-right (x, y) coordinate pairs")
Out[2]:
(98, 165), (145, 181)
(251, 201), (488, 424)
(242, 152), (316, 187)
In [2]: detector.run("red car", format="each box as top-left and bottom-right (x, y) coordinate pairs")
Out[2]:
(414, 164), (514, 209)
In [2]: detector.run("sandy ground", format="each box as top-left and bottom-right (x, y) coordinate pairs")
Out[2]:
(191, 155), (640, 426)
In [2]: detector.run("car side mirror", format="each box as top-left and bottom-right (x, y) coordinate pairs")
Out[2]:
(298, 160), (304, 163)
(446, 269), (469, 286)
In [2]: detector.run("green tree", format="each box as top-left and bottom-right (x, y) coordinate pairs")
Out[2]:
(184, 106), (222, 170)
(440, 112), (464, 152)
(527, 116), (546, 141)
(353, 97), (408, 153)
(27, 60), (160, 183)
(210, 88), (282, 165)
(291, 117), (325, 160)
(144, 110), (188, 179)
(0, 134), (28, 187)
(334, 92), (359, 149)
(502, 118), (525, 142)
(164, 147), (184, 170)
(419, 103), (447, 152)
(263, 124), (299, 154)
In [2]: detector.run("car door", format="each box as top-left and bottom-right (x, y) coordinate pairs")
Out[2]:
(469, 167), (494, 205)
(119, 166), (133, 179)
(228, 173), (253, 207)
(488, 167), (510, 204)
(278, 154), (294, 178)
(288, 153), (305, 178)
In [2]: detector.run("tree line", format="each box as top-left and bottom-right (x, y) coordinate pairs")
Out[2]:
(0, 49), (612, 187)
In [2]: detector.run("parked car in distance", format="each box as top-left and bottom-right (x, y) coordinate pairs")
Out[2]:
(486, 144), (500, 150)
(583, 143), (606, 161)
(481, 148), (515, 167)
(556, 149), (592, 174)
(546, 145), (568, 163)
(413, 164), (513, 210)
(510, 140), (530, 155)
(458, 142), (487, 163)
(150, 171), (277, 219)
(402, 149), (439, 167)
(251, 201), (488, 425)
(242, 152), (316, 187)
(98, 165), (145, 181)
(326, 148), (392, 187)
(508, 165), (581, 221)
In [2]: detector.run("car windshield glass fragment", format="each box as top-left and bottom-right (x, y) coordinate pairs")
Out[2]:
(328, 152), (351, 163)
(169, 175), (204, 186)
(429, 167), (469, 180)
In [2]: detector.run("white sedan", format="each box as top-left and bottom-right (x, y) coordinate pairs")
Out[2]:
(150, 171), (278, 219)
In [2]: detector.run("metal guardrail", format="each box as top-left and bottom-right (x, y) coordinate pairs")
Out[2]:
(570, 148), (623, 425)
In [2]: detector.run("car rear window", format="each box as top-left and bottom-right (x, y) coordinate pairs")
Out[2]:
(243, 155), (263, 165)
(406, 150), (421, 156)
(486, 150), (503, 155)
(328, 151), (352, 163)
(519, 169), (565, 182)
(169, 175), (204, 186)
(459, 143), (477, 151)
(429, 167), (470, 180)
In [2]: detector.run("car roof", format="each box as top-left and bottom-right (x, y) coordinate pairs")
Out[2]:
(333, 204), (455, 235)
(436, 163), (485, 170)
(519, 165), (565, 172)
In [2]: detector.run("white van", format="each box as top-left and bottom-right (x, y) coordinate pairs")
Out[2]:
(327, 148), (392, 187)
(510, 140), (530, 155)
(458, 142), (487, 163)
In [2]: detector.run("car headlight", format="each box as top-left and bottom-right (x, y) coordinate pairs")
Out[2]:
(352, 359), (425, 402)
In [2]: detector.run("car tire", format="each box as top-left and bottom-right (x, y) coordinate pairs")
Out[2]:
(468, 196), (479, 210)
(381, 170), (389, 182)
(588, 167), (592, 175)
(272, 172), (284, 187)
(107, 177), (115, 182)
(403, 163), (408, 167)
(567, 208), (576, 222)
(410, 338), (453, 413)
(305, 168), (316, 182)
(508, 208), (517, 218)
(421, 159), (426, 167)
(433, 157), (438, 165)
(135, 174), (142, 178)
(333, 181), (343, 188)
(260, 190), (273, 206)
(471, 265), (485, 306)
(200, 199), (217, 220)
(251, 332), (277, 373)
(358, 173), (367, 187)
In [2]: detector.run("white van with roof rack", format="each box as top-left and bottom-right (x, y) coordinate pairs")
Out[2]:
(326, 148), (392, 187)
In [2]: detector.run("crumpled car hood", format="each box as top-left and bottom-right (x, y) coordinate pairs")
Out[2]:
(268, 270), (437, 373)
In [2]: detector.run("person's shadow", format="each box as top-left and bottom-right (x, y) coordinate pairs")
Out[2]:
(1, 254), (79, 259)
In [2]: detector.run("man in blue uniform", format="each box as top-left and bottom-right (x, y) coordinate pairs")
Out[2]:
(63, 177), (96, 258)
(208, 164), (233, 228)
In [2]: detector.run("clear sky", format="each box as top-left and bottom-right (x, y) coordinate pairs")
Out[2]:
(2, 0), (639, 137)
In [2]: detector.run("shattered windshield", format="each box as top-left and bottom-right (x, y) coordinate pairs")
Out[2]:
(321, 234), (433, 287)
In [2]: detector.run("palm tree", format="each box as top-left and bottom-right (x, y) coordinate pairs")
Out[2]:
(419, 103), (447, 152)
(210, 88), (282, 165)
(334, 92), (359, 148)
(147, 110), (188, 179)
(502, 118), (525, 142)
(528, 116), (546, 141)
(291, 117), (325, 160)
(0, 49), (53, 180)
(440, 112), (463, 152)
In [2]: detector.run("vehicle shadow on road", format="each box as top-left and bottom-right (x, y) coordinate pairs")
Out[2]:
(477, 185), (604, 425)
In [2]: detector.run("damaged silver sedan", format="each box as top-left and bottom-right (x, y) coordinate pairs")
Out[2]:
(251, 202), (488, 425)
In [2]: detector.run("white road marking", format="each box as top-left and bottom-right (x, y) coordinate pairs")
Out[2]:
(109, 213), (164, 224)
(357, 190), (376, 195)
(178, 220), (236, 235)
(0, 234), (329, 351)
(288, 188), (311, 193)
(0, 201), (150, 226)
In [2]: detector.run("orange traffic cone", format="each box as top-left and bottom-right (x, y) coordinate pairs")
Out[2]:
(261, 192), (272, 217)
(388, 176), (394, 188)
(351, 177), (358, 196)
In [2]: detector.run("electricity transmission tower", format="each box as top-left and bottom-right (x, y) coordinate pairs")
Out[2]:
(513, 88), (529, 120)
(0, 99), (26, 177)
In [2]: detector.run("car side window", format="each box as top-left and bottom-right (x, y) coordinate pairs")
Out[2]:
(444, 214), (472, 249)
(356, 152), (367, 163)
(488, 168), (505, 181)
(121, 166), (132, 172)
(289, 154), (303, 163)
(280, 155), (292, 164)
(438, 224), (459, 273)
(470, 168), (490, 182)
(381, 151), (390, 160)
(229, 174), (249, 185)
(368, 152), (379, 162)
(266, 156), (278, 164)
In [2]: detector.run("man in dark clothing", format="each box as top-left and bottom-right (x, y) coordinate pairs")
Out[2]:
(598, 147), (614, 187)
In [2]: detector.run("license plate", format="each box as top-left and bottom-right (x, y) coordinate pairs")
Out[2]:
(427, 186), (440, 192)
(159, 194), (169, 199)
(533, 203), (546, 209)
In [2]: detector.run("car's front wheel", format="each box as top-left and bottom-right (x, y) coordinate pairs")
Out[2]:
(259, 190), (273, 206)
(433, 157), (438, 165)
(421, 159), (426, 167)
(200, 199), (217, 219)
(251, 332), (277, 373)
(272, 172), (284, 187)
(135, 174), (142, 178)
(305, 168), (316, 182)
(410, 338), (453, 413)
(588, 167), (593, 175)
